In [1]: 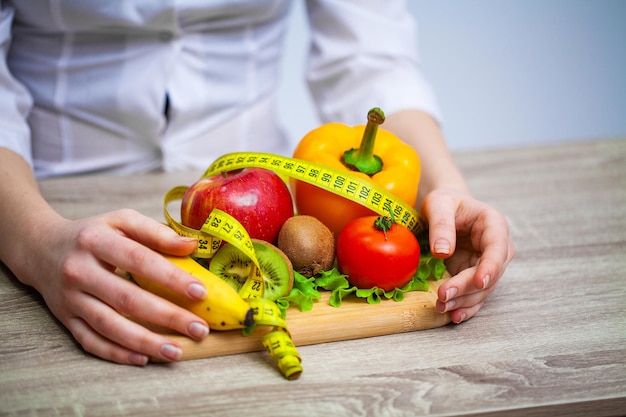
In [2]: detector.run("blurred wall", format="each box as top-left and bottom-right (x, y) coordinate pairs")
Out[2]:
(277, 0), (626, 151)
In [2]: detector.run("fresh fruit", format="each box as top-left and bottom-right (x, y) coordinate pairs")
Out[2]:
(180, 168), (294, 244)
(336, 215), (420, 292)
(209, 239), (294, 301)
(131, 254), (254, 330)
(277, 215), (335, 277)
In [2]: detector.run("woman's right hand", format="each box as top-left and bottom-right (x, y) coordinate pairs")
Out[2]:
(14, 208), (210, 365)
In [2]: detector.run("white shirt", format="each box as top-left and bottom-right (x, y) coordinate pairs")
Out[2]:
(0, 0), (441, 178)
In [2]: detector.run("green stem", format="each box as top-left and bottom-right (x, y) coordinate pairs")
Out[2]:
(342, 108), (385, 175)
(374, 215), (394, 241)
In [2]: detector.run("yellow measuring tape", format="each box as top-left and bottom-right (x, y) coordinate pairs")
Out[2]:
(203, 152), (427, 234)
(164, 186), (264, 299)
(162, 151), (426, 380)
(164, 152), (426, 257)
(164, 183), (301, 379)
(247, 298), (302, 381)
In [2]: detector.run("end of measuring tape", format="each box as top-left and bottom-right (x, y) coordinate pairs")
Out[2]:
(248, 298), (302, 380)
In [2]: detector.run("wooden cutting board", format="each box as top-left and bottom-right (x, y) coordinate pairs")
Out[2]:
(155, 274), (451, 360)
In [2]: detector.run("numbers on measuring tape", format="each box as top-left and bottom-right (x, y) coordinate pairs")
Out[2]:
(162, 182), (299, 380)
(202, 152), (427, 235)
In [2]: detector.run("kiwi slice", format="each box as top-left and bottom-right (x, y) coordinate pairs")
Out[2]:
(209, 239), (294, 301)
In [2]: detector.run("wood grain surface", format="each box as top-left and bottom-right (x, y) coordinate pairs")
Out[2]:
(1, 138), (625, 417)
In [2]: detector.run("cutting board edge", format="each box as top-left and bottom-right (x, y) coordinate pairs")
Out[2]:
(163, 275), (452, 361)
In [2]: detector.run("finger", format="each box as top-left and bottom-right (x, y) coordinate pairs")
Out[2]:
(436, 265), (479, 312)
(473, 212), (515, 290)
(75, 224), (206, 301)
(108, 209), (197, 256)
(96, 271), (209, 341)
(69, 292), (184, 362)
(421, 192), (458, 258)
(449, 301), (485, 324)
(449, 279), (497, 323)
(66, 316), (149, 366)
(437, 280), (496, 323)
(441, 282), (496, 313)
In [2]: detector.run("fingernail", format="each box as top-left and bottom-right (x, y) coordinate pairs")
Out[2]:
(454, 312), (467, 324)
(160, 343), (182, 361)
(444, 299), (456, 312)
(445, 287), (458, 302)
(188, 322), (209, 339)
(188, 283), (207, 300)
(482, 275), (491, 289)
(129, 353), (149, 366)
(179, 236), (197, 243)
(434, 239), (451, 255)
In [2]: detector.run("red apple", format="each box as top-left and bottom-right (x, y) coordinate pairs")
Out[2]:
(181, 168), (294, 244)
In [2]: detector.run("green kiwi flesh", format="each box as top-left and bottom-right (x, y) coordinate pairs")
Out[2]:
(209, 239), (294, 301)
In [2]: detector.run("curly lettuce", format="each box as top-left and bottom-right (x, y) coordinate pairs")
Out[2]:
(276, 239), (446, 315)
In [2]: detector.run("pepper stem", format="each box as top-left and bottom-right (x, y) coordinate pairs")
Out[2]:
(342, 108), (385, 175)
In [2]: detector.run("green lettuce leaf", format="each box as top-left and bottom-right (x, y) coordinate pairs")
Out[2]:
(276, 271), (321, 317)
(276, 234), (447, 311)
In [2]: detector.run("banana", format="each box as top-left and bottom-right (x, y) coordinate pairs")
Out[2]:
(131, 254), (255, 331)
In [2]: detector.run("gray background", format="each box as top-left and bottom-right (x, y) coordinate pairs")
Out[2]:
(277, 0), (626, 151)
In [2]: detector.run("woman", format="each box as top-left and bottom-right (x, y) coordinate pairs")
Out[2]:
(0, 0), (514, 365)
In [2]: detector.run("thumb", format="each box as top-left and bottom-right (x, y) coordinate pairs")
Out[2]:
(421, 192), (458, 258)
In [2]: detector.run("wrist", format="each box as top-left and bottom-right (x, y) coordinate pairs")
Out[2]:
(383, 110), (470, 206)
(2, 207), (67, 289)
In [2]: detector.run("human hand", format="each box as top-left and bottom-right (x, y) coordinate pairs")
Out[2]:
(421, 189), (515, 323)
(20, 209), (209, 365)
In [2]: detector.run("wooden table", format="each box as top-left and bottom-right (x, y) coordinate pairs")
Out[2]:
(1, 138), (625, 417)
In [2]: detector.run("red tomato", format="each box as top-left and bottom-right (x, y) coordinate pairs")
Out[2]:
(336, 216), (420, 292)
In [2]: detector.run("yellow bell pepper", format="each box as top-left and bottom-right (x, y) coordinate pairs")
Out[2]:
(292, 108), (421, 237)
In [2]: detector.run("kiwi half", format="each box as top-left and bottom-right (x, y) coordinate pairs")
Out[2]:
(209, 239), (294, 301)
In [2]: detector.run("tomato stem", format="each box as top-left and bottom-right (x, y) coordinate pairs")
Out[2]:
(374, 215), (394, 241)
(373, 207), (397, 240)
(342, 108), (384, 175)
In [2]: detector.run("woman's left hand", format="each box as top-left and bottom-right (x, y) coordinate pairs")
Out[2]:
(421, 188), (515, 323)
